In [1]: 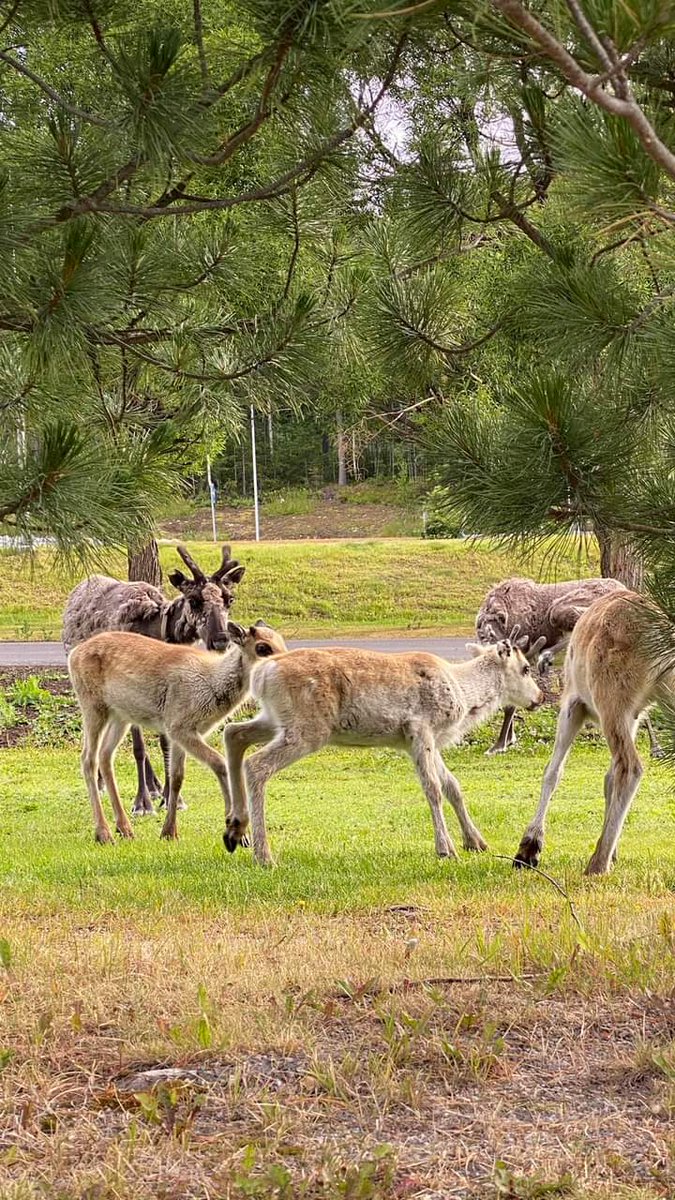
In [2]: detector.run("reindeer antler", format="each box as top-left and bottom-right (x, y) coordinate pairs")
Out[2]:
(176, 544), (207, 583)
(212, 544), (246, 585)
(509, 623), (521, 644)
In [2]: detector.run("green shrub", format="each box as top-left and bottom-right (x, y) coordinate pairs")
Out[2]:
(422, 487), (465, 538)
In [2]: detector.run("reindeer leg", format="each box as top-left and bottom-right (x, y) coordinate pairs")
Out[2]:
(514, 697), (587, 868)
(586, 719), (642, 875)
(486, 707), (517, 755)
(144, 755), (163, 800)
(644, 715), (665, 760)
(408, 729), (458, 860)
(130, 726), (155, 816)
(159, 733), (187, 811)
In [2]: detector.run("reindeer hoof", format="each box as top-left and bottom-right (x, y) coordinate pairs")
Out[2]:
(650, 746), (665, 760)
(160, 826), (178, 841)
(464, 837), (488, 852)
(95, 828), (114, 845)
(116, 825), (134, 839)
(131, 797), (154, 817)
(159, 796), (187, 812)
(223, 818), (248, 853)
(513, 835), (542, 869)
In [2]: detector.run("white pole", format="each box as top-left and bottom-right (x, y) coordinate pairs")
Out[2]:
(250, 405), (260, 542)
(206, 455), (217, 543)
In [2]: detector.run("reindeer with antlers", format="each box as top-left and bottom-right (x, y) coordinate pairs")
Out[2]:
(63, 544), (245, 815)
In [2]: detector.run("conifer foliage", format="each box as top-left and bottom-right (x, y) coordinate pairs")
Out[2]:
(0, 0), (407, 551)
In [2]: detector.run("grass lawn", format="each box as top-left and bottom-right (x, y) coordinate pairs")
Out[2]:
(1, 714), (674, 1198)
(0, 535), (601, 641)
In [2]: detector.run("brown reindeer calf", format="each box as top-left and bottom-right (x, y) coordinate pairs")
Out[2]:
(68, 623), (286, 844)
(514, 591), (670, 875)
(223, 635), (543, 866)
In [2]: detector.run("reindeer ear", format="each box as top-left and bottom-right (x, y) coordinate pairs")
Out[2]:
(497, 640), (512, 659)
(227, 621), (246, 644)
(169, 570), (188, 589)
(254, 619), (270, 628)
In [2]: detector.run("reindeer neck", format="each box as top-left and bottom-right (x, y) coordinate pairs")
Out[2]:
(161, 596), (198, 645)
(452, 655), (508, 726)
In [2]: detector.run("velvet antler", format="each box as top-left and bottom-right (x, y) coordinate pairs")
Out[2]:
(176, 544), (207, 583)
(211, 544), (246, 585)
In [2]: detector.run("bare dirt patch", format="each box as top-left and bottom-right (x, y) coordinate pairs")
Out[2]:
(161, 498), (408, 541)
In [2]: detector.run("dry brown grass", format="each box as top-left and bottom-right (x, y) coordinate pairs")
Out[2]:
(2, 902), (674, 1199)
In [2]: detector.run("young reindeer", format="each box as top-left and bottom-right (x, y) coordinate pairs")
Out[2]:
(223, 630), (543, 866)
(514, 590), (671, 876)
(63, 544), (245, 815)
(68, 622), (287, 845)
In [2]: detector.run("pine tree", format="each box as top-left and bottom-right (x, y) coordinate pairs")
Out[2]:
(0, 0), (408, 558)
(357, 0), (675, 598)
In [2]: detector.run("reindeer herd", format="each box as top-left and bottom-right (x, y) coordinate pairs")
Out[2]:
(64, 546), (672, 876)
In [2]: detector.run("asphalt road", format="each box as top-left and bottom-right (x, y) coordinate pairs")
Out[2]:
(0, 636), (472, 668)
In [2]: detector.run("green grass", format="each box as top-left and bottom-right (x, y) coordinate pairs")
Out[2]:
(262, 488), (320, 517)
(2, 718), (672, 920)
(0, 535), (602, 640)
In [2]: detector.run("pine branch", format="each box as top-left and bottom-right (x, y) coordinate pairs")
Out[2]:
(0, 0), (21, 37)
(0, 50), (112, 127)
(105, 327), (299, 383)
(564, 0), (614, 74)
(88, 33), (409, 220)
(83, 0), (120, 72)
(490, 0), (675, 183)
(282, 189), (300, 300)
(188, 33), (293, 167)
(492, 188), (556, 257)
(202, 50), (267, 105)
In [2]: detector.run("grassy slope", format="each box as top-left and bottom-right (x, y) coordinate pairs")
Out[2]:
(0, 535), (600, 640)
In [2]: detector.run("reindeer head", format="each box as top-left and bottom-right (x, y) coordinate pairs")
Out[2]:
(468, 623), (545, 711)
(168, 544), (246, 652)
(475, 601), (509, 645)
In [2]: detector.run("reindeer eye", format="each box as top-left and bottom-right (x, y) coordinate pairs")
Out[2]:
(522, 665), (530, 676)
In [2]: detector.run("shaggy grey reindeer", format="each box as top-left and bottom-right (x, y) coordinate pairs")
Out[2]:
(475, 576), (663, 758)
(63, 544), (245, 815)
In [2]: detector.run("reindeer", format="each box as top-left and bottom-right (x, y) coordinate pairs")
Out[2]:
(63, 544), (245, 815)
(67, 622), (287, 845)
(475, 575), (663, 758)
(514, 590), (671, 875)
(222, 631), (543, 866)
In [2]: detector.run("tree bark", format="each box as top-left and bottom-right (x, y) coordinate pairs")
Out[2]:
(596, 528), (643, 590)
(128, 539), (162, 587)
(337, 409), (347, 486)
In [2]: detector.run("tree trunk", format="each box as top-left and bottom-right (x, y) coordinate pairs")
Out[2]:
(337, 409), (347, 486)
(128, 539), (162, 587)
(596, 528), (644, 590)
